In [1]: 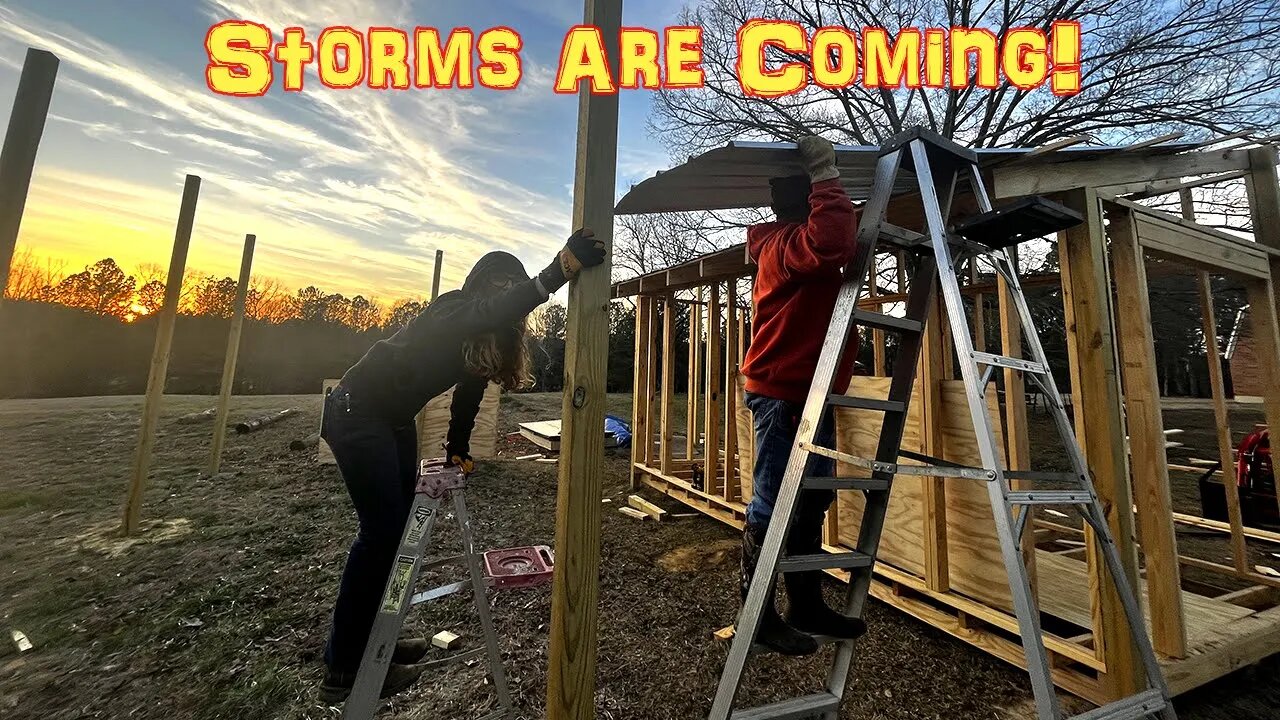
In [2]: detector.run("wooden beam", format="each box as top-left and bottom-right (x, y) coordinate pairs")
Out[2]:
(1183, 188), (1249, 573)
(1131, 210), (1270, 278)
(920, 290), (949, 593)
(547, 0), (621, 713)
(431, 249), (443, 301)
(122, 175), (201, 535)
(1243, 276), (1280, 519)
(1108, 209), (1187, 658)
(0, 49), (58, 306)
(869, 259), (886, 376)
(1118, 132), (1185, 153)
(660, 297), (676, 474)
(629, 296), (653, 490)
(1245, 146), (1280, 372)
(1121, 170), (1250, 201)
(724, 283), (739, 502)
(1058, 187), (1142, 697)
(1021, 134), (1089, 159)
(1172, 512), (1280, 545)
(207, 234), (256, 476)
(705, 284), (722, 496)
(687, 288), (701, 460)
(993, 147), (1255, 199)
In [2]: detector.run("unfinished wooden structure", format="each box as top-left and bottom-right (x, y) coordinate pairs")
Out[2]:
(614, 137), (1280, 705)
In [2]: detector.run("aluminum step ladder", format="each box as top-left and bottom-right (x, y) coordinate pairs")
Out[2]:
(708, 128), (1176, 720)
(342, 459), (514, 720)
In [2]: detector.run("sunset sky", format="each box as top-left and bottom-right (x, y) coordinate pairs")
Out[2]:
(0, 0), (685, 302)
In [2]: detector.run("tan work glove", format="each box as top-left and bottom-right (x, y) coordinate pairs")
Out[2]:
(798, 135), (839, 183)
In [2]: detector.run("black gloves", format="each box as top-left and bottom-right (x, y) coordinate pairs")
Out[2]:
(538, 228), (605, 294)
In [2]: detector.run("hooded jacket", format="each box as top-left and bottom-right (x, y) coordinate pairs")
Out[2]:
(338, 254), (544, 450)
(741, 178), (860, 404)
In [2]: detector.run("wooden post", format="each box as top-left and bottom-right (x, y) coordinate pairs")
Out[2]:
(705, 284), (722, 495)
(660, 297), (676, 474)
(1181, 189), (1248, 571)
(724, 284), (739, 501)
(629, 296), (652, 488)
(687, 289), (701, 460)
(920, 291), (949, 593)
(1059, 187), (1142, 697)
(1243, 277), (1280, 518)
(206, 234), (256, 475)
(121, 175), (201, 536)
(431, 249), (443, 301)
(869, 258), (886, 376)
(547, 0), (621, 714)
(1108, 208), (1187, 658)
(997, 249), (1036, 592)
(0, 49), (58, 304)
(1243, 147), (1280, 519)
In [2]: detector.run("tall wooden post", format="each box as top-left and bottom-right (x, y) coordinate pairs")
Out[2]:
(659, 297), (676, 473)
(723, 284), (739, 502)
(547, 0), (621, 716)
(705, 285), (722, 495)
(122, 175), (201, 536)
(687, 287), (702, 459)
(207, 234), (257, 475)
(629, 296), (653, 489)
(997, 249), (1037, 591)
(1059, 187), (1141, 697)
(1243, 148), (1280, 512)
(0, 49), (58, 304)
(1108, 208), (1186, 658)
(431, 249), (443, 301)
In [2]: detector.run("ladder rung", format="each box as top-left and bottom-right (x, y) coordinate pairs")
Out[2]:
(729, 692), (842, 720)
(971, 350), (1047, 374)
(1003, 470), (1086, 483)
(803, 476), (891, 491)
(1068, 689), (1167, 720)
(799, 443), (895, 474)
(411, 580), (467, 605)
(826, 394), (906, 414)
(852, 309), (923, 334)
(778, 551), (874, 573)
(420, 554), (464, 572)
(418, 647), (486, 671)
(879, 223), (926, 247)
(1007, 490), (1093, 505)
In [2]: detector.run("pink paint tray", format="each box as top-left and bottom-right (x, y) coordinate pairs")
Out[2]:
(483, 545), (554, 590)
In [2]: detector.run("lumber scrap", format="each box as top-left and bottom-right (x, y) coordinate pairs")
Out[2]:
(627, 494), (667, 521)
(618, 506), (649, 521)
(235, 408), (300, 434)
(175, 408), (216, 424)
(431, 631), (460, 650)
(290, 433), (320, 451)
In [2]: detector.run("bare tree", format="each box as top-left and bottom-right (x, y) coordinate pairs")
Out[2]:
(653, 0), (1279, 151)
(3, 248), (65, 301)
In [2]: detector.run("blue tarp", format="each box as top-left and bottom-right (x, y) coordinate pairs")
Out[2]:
(604, 414), (632, 448)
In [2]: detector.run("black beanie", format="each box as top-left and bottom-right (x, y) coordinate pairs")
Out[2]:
(770, 175), (812, 221)
(463, 251), (530, 293)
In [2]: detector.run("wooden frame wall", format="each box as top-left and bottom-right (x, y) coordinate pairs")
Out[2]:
(616, 143), (1280, 706)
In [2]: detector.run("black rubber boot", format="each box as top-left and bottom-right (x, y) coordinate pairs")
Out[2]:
(741, 523), (819, 656)
(783, 523), (867, 640)
(319, 663), (425, 703)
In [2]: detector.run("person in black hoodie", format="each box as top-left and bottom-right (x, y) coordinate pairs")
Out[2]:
(319, 229), (604, 702)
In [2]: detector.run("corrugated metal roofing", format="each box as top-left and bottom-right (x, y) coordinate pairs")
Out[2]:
(614, 139), (1193, 215)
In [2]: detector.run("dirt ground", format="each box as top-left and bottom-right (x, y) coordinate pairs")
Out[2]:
(1, 393), (1277, 719)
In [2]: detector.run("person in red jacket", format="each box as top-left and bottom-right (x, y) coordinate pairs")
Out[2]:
(739, 136), (866, 655)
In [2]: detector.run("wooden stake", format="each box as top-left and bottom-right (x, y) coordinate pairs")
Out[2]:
(1108, 208), (1187, 658)
(547, 0), (620, 714)
(1182, 189), (1248, 572)
(431, 248), (443, 301)
(122, 175), (201, 536)
(660, 297), (676, 473)
(418, 249), (444, 459)
(1059, 188), (1141, 697)
(687, 287), (701, 460)
(870, 257), (886, 375)
(0, 49), (58, 305)
(207, 234), (256, 475)
(629, 296), (652, 489)
(724, 283), (739, 501)
(705, 284), (722, 496)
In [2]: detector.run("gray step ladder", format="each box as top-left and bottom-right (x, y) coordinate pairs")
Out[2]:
(708, 128), (1176, 720)
(342, 459), (514, 720)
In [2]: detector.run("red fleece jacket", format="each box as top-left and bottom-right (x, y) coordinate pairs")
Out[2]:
(742, 179), (860, 404)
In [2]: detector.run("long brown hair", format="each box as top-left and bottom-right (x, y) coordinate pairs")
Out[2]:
(462, 319), (532, 391)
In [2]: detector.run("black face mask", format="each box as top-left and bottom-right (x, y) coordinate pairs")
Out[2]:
(770, 175), (812, 222)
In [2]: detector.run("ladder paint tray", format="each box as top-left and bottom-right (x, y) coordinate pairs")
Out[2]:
(483, 545), (554, 590)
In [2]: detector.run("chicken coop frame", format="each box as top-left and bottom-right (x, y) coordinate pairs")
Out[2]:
(612, 138), (1280, 705)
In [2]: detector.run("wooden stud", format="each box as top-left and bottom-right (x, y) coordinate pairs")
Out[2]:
(1108, 207), (1187, 658)
(660, 297), (676, 474)
(1243, 276), (1280, 519)
(724, 283), (739, 501)
(547, 0), (621, 712)
(920, 290), (949, 593)
(997, 248), (1037, 593)
(870, 258), (886, 376)
(431, 248), (443, 301)
(687, 288), (701, 460)
(629, 297), (653, 489)
(1243, 147), (1280, 518)
(628, 494), (667, 521)
(0, 49), (58, 306)
(207, 234), (257, 475)
(705, 284), (722, 496)
(1059, 188), (1142, 697)
(1182, 189), (1249, 572)
(994, 147), (1255, 199)
(618, 506), (650, 521)
(644, 296), (659, 468)
(122, 175), (201, 535)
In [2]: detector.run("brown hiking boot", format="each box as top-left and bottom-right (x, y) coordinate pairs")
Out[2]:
(392, 637), (431, 664)
(319, 663), (424, 703)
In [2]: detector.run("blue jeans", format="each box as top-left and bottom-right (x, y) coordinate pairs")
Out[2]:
(744, 392), (837, 539)
(321, 387), (419, 672)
